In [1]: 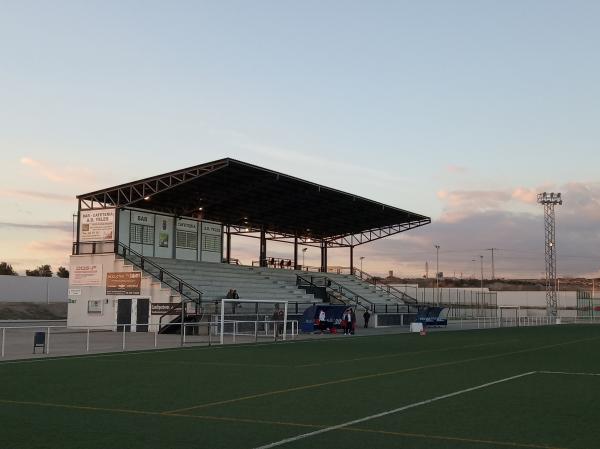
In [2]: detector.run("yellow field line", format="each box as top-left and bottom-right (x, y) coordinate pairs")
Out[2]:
(0, 398), (159, 417)
(296, 339), (518, 368)
(346, 427), (568, 449)
(0, 398), (568, 449)
(164, 335), (599, 414)
(0, 397), (322, 430)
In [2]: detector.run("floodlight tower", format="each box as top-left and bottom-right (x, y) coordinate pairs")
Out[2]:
(537, 192), (562, 317)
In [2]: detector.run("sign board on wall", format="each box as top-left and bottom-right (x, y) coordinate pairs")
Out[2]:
(151, 303), (182, 315)
(176, 219), (198, 232)
(201, 222), (222, 253)
(106, 272), (142, 295)
(71, 265), (103, 286)
(202, 222), (221, 235)
(79, 209), (116, 242)
(131, 211), (154, 226)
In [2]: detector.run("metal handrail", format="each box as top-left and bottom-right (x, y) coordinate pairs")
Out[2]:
(116, 243), (203, 304)
(296, 274), (374, 312)
(352, 267), (418, 304)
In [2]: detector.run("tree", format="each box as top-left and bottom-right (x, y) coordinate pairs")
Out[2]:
(0, 262), (18, 276)
(26, 264), (53, 277)
(56, 266), (69, 278)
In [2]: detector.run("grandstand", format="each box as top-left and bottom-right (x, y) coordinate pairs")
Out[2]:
(69, 158), (430, 331)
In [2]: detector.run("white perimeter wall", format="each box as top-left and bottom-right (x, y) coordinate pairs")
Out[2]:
(390, 284), (578, 318)
(0, 276), (68, 303)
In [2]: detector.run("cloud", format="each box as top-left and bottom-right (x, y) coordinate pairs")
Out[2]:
(0, 221), (72, 233)
(445, 164), (467, 174)
(511, 187), (538, 204)
(437, 189), (512, 222)
(20, 157), (65, 182)
(25, 238), (72, 254)
(240, 142), (406, 186)
(342, 181), (600, 278)
(0, 189), (73, 202)
(20, 156), (96, 185)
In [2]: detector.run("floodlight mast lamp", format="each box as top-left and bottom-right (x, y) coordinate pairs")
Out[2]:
(537, 192), (563, 318)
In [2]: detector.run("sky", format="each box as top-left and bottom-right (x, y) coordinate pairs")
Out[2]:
(1, 1), (599, 278)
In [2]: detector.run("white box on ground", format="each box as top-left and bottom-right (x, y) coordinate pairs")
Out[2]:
(410, 322), (423, 333)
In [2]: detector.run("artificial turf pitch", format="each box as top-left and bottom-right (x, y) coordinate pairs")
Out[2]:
(1, 325), (599, 449)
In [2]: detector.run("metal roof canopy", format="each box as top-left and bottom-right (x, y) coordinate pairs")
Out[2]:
(77, 158), (430, 248)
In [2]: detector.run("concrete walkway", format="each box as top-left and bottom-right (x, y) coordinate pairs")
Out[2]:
(0, 320), (508, 362)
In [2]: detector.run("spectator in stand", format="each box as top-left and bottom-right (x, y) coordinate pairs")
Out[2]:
(363, 309), (371, 328)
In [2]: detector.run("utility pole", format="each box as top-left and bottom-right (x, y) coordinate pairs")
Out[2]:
(537, 192), (563, 318)
(486, 248), (497, 279)
(435, 245), (440, 305)
(479, 255), (484, 292)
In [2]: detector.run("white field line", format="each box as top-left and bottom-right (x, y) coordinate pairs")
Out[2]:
(539, 370), (600, 376)
(253, 371), (536, 449)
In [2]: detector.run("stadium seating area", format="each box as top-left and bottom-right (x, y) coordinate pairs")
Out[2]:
(148, 258), (412, 309)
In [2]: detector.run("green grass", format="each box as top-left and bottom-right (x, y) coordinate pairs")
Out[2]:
(1, 325), (600, 449)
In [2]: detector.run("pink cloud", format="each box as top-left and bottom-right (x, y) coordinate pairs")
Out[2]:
(20, 156), (96, 185)
(445, 164), (467, 174)
(511, 187), (538, 204)
(0, 189), (73, 202)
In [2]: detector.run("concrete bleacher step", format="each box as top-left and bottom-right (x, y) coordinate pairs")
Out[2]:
(147, 258), (320, 304)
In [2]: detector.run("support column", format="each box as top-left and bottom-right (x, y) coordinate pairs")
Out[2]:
(320, 241), (328, 273)
(225, 225), (231, 263)
(293, 236), (298, 270)
(259, 228), (267, 267)
(350, 245), (354, 275)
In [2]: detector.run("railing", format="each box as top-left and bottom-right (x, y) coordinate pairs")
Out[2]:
(0, 320), (298, 360)
(116, 242), (203, 304)
(252, 258), (294, 269)
(352, 267), (418, 304)
(296, 274), (374, 311)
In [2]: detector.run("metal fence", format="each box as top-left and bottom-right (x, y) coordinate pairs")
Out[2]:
(0, 319), (299, 360)
(448, 315), (600, 330)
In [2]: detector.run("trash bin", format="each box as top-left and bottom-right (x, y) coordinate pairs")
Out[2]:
(33, 332), (46, 354)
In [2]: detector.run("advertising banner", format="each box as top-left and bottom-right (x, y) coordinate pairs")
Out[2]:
(106, 272), (142, 295)
(151, 303), (182, 315)
(79, 209), (116, 242)
(71, 265), (103, 286)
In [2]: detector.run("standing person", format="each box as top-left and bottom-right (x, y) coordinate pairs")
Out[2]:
(273, 304), (284, 339)
(363, 309), (371, 328)
(350, 309), (357, 334)
(344, 309), (352, 335)
(317, 308), (327, 333)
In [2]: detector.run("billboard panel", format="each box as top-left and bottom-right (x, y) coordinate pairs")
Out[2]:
(80, 209), (116, 242)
